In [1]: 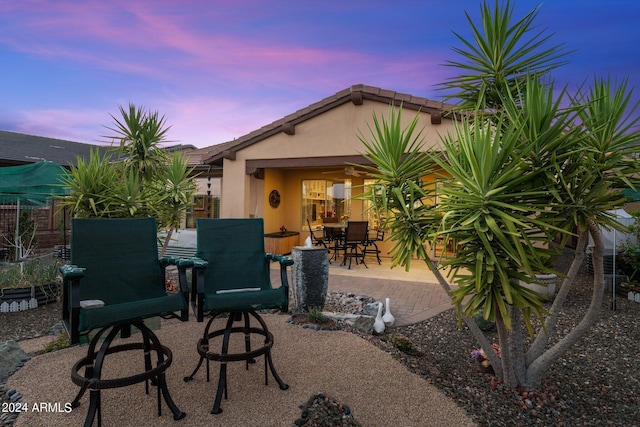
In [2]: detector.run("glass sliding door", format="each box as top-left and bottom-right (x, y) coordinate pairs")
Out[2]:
(302, 179), (351, 231)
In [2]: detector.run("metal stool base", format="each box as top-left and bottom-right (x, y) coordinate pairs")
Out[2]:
(184, 311), (288, 414)
(71, 320), (185, 427)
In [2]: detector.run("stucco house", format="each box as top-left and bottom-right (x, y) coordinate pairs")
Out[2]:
(186, 84), (456, 254)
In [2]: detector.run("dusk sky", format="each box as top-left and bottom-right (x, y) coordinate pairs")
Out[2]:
(1, 1), (639, 149)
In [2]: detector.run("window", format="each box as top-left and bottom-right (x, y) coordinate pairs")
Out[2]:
(302, 179), (351, 230)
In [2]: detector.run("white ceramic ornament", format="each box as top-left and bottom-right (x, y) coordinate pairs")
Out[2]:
(373, 302), (385, 334)
(382, 297), (395, 326)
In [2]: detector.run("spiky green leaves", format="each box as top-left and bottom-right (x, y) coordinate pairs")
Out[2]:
(62, 105), (197, 229)
(440, 0), (570, 111)
(102, 103), (172, 181)
(354, 105), (435, 270)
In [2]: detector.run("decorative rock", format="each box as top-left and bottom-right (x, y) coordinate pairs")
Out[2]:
(295, 392), (361, 426)
(362, 302), (380, 317)
(0, 341), (28, 380)
(349, 315), (375, 335)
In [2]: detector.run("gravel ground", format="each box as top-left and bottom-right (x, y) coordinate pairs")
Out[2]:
(0, 301), (61, 343)
(355, 258), (640, 427)
(326, 253), (640, 426)
(2, 256), (640, 426)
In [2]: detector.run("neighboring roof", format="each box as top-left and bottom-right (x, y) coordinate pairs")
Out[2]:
(184, 139), (238, 172)
(163, 144), (198, 153)
(0, 130), (108, 167)
(192, 84), (453, 167)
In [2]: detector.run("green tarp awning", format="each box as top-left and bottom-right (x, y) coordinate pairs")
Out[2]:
(0, 162), (68, 205)
(622, 187), (640, 202)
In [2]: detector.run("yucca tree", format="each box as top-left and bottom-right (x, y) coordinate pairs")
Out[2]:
(438, 0), (640, 389)
(521, 78), (640, 387)
(63, 107), (197, 251)
(355, 105), (500, 365)
(358, 0), (640, 390)
(432, 78), (591, 387)
(102, 103), (171, 182)
(60, 148), (150, 218)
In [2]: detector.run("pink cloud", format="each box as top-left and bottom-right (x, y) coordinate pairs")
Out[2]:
(1, 0), (439, 90)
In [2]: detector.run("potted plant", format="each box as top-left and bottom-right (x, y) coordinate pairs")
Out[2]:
(520, 255), (558, 300)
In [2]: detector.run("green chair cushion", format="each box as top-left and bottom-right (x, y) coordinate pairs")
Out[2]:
(79, 293), (187, 332)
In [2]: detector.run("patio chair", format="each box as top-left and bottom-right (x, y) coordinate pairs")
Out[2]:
(181, 218), (292, 415)
(323, 225), (344, 263)
(306, 218), (327, 248)
(363, 227), (385, 264)
(341, 221), (369, 269)
(60, 217), (189, 427)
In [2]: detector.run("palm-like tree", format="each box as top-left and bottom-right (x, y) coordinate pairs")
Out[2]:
(102, 103), (171, 182)
(153, 152), (197, 256)
(63, 105), (197, 253)
(358, 1), (640, 389)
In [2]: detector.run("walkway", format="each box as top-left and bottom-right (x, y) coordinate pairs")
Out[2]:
(279, 254), (455, 327)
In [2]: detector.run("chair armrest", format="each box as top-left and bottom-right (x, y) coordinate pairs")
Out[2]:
(266, 253), (294, 266)
(266, 254), (293, 311)
(176, 257), (209, 322)
(59, 264), (85, 344)
(176, 256), (209, 270)
(60, 264), (85, 279)
(160, 256), (200, 322)
(159, 256), (182, 267)
(59, 264), (85, 305)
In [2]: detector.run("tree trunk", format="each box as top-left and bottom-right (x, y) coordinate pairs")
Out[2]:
(509, 307), (527, 386)
(523, 220), (605, 389)
(495, 309), (517, 387)
(526, 231), (588, 364)
(159, 226), (174, 257)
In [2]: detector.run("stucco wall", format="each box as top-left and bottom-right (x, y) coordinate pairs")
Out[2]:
(218, 99), (455, 255)
(238, 102), (451, 161)
(263, 169), (285, 232)
(220, 101), (453, 217)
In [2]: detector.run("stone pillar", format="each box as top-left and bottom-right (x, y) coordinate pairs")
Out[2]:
(291, 246), (329, 312)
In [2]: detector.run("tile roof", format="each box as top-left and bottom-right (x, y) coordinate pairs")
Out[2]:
(190, 84), (453, 166)
(0, 130), (108, 167)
